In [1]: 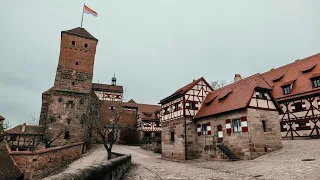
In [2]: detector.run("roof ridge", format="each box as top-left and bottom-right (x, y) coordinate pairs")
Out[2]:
(212, 73), (261, 92)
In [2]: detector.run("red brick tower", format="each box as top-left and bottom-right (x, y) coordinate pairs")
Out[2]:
(53, 27), (98, 93)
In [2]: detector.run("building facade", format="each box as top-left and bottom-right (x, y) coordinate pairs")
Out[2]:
(159, 77), (213, 160)
(262, 54), (320, 139)
(194, 74), (282, 160)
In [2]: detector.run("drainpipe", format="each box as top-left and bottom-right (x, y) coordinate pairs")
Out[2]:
(183, 96), (187, 160)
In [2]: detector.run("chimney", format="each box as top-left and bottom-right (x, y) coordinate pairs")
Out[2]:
(234, 74), (242, 82)
(22, 123), (26, 133)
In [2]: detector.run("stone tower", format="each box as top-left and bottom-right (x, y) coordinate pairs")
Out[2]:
(40, 27), (100, 146)
(53, 27), (98, 93)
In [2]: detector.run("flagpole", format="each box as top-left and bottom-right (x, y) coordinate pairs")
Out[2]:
(81, 4), (84, 28)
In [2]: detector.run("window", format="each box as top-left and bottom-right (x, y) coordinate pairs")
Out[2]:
(84, 43), (88, 48)
(76, 61), (79, 65)
(64, 131), (70, 139)
(256, 91), (266, 99)
(10, 135), (17, 141)
(170, 131), (175, 142)
(299, 121), (307, 128)
(202, 124), (208, 135)
(283, 85), (291, 95)
(72, 41), (75, 45)
(262, 120), (267, 132)
(312, 78), (320, 88)
(189, 101), (196, 110)
(72, 82), (75, 86)
(155, 133), (161, 137)
(67, 101), (74, 109)
(164, 107), (169, 114)
(174, 103), (179, 111)
(232, 119), (242, 133)
(109, 106), (115, 110)
(294, 102), (303, 112)
(144, 132), (151, 137)
(58, 97), (62, 102)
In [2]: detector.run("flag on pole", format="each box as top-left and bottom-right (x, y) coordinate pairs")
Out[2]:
(84, 4), (98, 17)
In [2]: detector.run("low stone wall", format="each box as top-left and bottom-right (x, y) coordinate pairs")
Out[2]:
(44, 152), (131, 180)
(8, 142), (85, 180)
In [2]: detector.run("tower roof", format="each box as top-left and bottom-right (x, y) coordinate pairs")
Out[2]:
(61, 27), (98, 41)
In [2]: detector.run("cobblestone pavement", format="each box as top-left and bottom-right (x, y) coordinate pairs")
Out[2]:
(119, 139), (320, 180)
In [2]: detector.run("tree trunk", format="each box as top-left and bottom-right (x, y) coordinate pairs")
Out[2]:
(107, 148), (112, 160)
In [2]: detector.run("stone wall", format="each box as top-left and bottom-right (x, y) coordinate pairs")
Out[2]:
(9, 142), (85, 180)
(195, 108), (282, 160)
(43, 152), (131, 180)
(161, 118), (186, 160)
(247, 108), (282, 159)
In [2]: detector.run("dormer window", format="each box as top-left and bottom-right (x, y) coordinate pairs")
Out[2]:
(256, 91), (266, 99)
(283, 85), (291, 95)
(312, 77), (320, 88)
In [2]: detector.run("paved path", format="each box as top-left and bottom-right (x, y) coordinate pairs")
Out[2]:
(119, 139), (320, 180)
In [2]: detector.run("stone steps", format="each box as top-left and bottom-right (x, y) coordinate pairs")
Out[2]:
(217, 144), (240, 161)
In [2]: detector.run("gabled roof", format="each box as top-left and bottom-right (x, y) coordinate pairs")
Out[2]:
(92, 83), (123, 93)
(0, 142), (24, 180)
(5, 124), (43, 135)
(159, 77), (213, 104)
(0, 115), (4, 120)
(136, 103), (161, 120)
(262, 53), (320, 101)
(61, 27), (98, 41)
(194, 74), (272, 119)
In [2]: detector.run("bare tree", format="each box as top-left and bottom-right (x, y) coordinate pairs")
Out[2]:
(30, 113), (67, 148)
(91, 95), (129, 160)
(211, 80), (227, 90)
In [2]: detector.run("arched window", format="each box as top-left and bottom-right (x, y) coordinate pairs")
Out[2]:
(64, 131), (70, 139)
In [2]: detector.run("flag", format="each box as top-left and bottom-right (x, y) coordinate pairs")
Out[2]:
(84, 4), (98, 17)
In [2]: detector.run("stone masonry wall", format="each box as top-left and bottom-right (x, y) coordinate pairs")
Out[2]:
(247, 108), (282, 159)
(196, 109), (250, 160)
(161, 118), (186, 160)
(9, 142), (85, 180)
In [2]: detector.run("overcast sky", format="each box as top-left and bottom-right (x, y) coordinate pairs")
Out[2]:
(1, 0), (320, 126)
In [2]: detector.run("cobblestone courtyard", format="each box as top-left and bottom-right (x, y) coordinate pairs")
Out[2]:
(120, 139), (320, 180)
(46, 139), (320, 179)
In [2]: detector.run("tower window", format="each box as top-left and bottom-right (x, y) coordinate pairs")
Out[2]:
(262, 120), (267, 132)
(72, 82), (75, 86)
(64, 131), (70, 139)
(84, 43), (88, 48)
(76, 61), (79, 65)
(72, 41), (75, 45)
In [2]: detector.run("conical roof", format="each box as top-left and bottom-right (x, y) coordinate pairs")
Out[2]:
(62, 27), (98, 41)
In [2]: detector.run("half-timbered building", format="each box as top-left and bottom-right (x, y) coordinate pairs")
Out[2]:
(159, 77), (213, 160)
(5, 123), (43, 151)
(262, 53), (320, 139)
(134, 101), (161, 142)
(194, 74), (282, 160)
(92, 75), (123, 102)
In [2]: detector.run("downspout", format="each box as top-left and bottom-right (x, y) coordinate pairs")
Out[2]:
(183, 96), (187, 160)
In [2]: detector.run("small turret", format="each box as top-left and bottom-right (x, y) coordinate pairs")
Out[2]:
(112, 74), (117, 86)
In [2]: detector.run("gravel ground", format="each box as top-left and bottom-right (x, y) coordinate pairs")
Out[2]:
(121, 139), (320, 180)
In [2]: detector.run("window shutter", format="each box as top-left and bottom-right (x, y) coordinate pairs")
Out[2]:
(225, 119), (231, 134)
(241, 116), (248, 132)
(291, 104), (295, 112)
(207, 122), (211, 135)
(197, 124), (201, 136)
(302, 102), (307, 111)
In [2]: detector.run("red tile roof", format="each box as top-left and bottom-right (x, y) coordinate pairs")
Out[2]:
(262, 53), (320, 101)
(5, 124), (43, 135)
(92, 83), (123, 93)
(136, 103), (161, 120)
(0, 142), (24, 180)
(159, 77), (213, 104)
(194, 74), (272, 119)
(62, 27), (98, 41)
